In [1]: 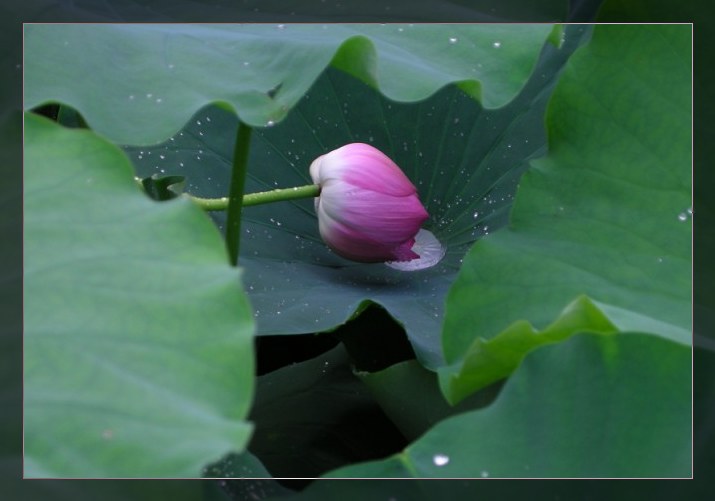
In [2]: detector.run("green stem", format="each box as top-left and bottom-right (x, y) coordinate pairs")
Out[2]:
(225, 121), (253, 267)
(190, 184), (320, 211)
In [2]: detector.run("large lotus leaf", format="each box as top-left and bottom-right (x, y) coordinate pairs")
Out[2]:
(24, 113), (255, 478)
(598, 3), (714, 352)
(322, 333), (691, 478)
(439, 23), (692, 403)
(214, 344), (406, 481)
(124, 25), (590, 370)
(24, 23), (557, 146)
(356, 358), (502, 442)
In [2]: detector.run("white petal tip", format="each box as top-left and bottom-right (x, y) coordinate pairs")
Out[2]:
(385, 229), (446, 271)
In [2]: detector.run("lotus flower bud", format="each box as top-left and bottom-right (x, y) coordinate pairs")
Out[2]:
(309, 143), (429, 263)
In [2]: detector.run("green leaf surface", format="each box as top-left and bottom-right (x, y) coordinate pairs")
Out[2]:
(596, 2), (715, 352)
(24, 113), (255, 478)
(239, 344), (406, 479)
(439, 295), (621, 404)
(440, 24), (692, 402)
(357, 359), (502, 442)
(325, 333), (692, 478)
(24, 24), (556, 145)
(125, 25), (590, 370)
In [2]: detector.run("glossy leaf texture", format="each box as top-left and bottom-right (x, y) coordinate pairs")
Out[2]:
(125, 25), (590, 370)
(323, 333), (691, 478)
(24, 23), (557, 146)
(439, 24), (692, 403)
(24, 114), (255, 478)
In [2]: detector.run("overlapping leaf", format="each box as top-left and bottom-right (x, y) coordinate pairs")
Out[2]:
(228, 344), (406, 479)
(24, 23), (557, 145)
(24, 114), (255, 477)
(323, 333), (691, 478)
(439, 24), (692, 403)
(125, 25), (589, 369)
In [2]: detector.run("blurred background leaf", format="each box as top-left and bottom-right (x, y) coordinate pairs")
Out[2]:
(24, 23), (556, 145)
(440, 23), (691, 402)
(24, 114), (255, 477)
(324, 333), (691, 478)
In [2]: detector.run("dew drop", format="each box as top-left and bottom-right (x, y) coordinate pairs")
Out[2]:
(481, 470), (489, 478)
(677, 212), (688, 221)
(433, 454), (450, 466)
(493, 41), (501, 48)
(449, 37), (458, 44)
(266, 120), (275, 127)
(128, 94), (135, 100)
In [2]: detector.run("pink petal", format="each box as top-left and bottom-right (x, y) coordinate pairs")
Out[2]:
(319, 181), (428, 244)
(310, 143), (430, 263)
(316, 203), (403, 262)
(318, 143), (418, 197)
